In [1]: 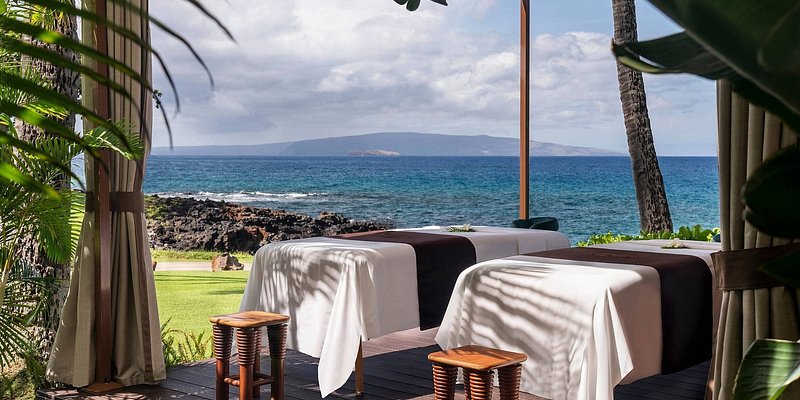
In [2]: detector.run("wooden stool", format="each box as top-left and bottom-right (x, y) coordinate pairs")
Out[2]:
(209, 311), (290, 400)
(428, 345), (527, 400)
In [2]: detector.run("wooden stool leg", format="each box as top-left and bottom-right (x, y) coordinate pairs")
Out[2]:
(432, 363), (457, 400)
(268, 323), (288, 400)
(253, 328), (263, 399)
(463, 370), (471, 400)
(465, 369), (493, 400)
(498, 364), (522, 400)
(212, 324), (233, 400)
(237, 327), (260, 400)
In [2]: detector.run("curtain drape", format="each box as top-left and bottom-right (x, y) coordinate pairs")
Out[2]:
(47, 0), (165, 387)
(711, 80), (800, 400)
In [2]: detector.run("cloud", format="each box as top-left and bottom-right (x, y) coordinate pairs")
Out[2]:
(148, 0), (716, 155)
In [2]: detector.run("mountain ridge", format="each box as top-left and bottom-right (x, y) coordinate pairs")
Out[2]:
(151, 132), (623, 157)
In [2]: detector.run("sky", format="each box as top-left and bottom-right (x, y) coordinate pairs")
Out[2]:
(149, 0), (718, 156)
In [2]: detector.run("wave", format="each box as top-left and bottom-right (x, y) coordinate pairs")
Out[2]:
(151, 191), (328, 203)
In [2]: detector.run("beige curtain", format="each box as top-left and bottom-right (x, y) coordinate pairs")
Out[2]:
(711, 80), (800, 399)
(47, 0), (165, 387)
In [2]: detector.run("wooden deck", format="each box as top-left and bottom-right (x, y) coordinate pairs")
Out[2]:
(39, 328), (709, 400)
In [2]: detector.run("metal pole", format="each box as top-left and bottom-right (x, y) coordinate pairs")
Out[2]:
(519, 0), (531, 219)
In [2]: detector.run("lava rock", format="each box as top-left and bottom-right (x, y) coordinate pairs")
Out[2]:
(146, 196), (393, 253)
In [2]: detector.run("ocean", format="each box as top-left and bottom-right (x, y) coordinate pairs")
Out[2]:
(144, 156), (720, 245)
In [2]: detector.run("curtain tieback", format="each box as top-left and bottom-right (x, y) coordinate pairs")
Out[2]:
(712, 243), (800, 290)
(85, 191), (145, 213)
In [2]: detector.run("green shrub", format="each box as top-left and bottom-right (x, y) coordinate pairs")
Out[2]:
(677, 225), (721, 241)
(578, 224), (720, 246)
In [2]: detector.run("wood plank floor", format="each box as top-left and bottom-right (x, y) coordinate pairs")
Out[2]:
(38, 328), (709, 400)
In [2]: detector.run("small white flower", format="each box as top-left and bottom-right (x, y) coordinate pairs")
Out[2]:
(447, 224), (474, 232)
(662, 238), (686, 249)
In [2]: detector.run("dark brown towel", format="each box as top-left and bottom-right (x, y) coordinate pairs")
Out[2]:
(341, 231), (476, 329)
(529, 247), (712, 374)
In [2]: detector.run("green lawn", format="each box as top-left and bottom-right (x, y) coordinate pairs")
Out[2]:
(154, 270), (250, 336)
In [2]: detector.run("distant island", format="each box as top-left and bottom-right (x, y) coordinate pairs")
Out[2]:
(348, 149), (401, 157)
(151, 132), (623, 157)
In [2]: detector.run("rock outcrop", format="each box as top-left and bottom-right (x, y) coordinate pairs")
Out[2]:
(146, 195), (391, 253)
(211, 253), (244, 271)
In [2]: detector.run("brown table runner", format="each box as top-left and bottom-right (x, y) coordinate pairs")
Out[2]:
(528, 247), (712, 374)
(340, 231), (477, 329)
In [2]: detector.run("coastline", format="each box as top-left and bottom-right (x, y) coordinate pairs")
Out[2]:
(146, 195), (392, 254)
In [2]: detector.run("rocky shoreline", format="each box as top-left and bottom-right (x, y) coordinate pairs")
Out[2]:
(146, 195), (392, 253)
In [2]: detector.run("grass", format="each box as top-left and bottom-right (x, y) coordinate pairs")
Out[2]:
(1, 361), (36, 400)
(151, 249), (254, 263)
(154, 270), (250, 337)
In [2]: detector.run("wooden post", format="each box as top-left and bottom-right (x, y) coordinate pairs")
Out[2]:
(85, 0), (120, 394)
(519, 0), (531, 220)
(355, 342), (365, 395)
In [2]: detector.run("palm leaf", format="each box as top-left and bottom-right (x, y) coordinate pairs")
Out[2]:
(0, 259), (61, 368)
(0, 15), (141, 79)
(741, 146), (800, 238)
(23, 0), (224, 114)
(395, 0), (447, 10)
(84, 123), (143, 160)
(0, 162), (59, 198)
(733, 339), (800, 400)
(612, 34), (800, 133)
(0, 68), (137, 153)
(29, 190), (76, 264)
(615, 0), (800, 133)
(0, 0), (232, 198)
(111, 0), (236, 88)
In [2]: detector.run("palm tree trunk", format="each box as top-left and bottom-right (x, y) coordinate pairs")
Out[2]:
(14, 5), (79, 275)
(12, 3), (80, 359)
(612, 0), (673, 233)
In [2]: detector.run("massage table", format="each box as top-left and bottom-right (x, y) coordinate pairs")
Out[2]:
(435, 239), (721, 400)
(239, 226), (570, 396)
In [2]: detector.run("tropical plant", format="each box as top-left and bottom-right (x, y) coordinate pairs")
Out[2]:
(0, 260), (59, 369)
(160, 318), (212, 367)
(0, 63), (144, 373)
(612, 0), (800, 398)
(611, 0), (673, 233)
(0, 263), (59, 398)
(0, 130), (140, 370)
(677, 224), (720, 242)
(10, 0), (80, 145)
(0, 0), (232, 195)
(6, 1), (81, 366)
(577, 224), (719, 246)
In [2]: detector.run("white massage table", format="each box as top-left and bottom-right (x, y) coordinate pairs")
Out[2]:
(436, 239), (721, 400)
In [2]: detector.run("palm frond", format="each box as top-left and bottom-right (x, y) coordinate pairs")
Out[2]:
(28, 191), (75, 264)
(83, 122), (144, 161)
(0, 68), (136, 154)
(0, 259), (61, 368)
(613, 0), (800, 133)
(0, 0), (233, 201)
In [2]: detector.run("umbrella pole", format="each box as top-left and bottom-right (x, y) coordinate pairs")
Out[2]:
(519, 0), (531, 219)
(85, 0), (120, 393)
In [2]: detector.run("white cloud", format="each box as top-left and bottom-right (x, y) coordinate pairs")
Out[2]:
(148, 0), (716, 155)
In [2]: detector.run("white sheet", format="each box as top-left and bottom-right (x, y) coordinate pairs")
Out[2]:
(435, 240), (720, 400)
(240, 227), (569, 397)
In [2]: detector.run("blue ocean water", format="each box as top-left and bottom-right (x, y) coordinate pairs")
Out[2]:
(143, 156), (720, 245)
